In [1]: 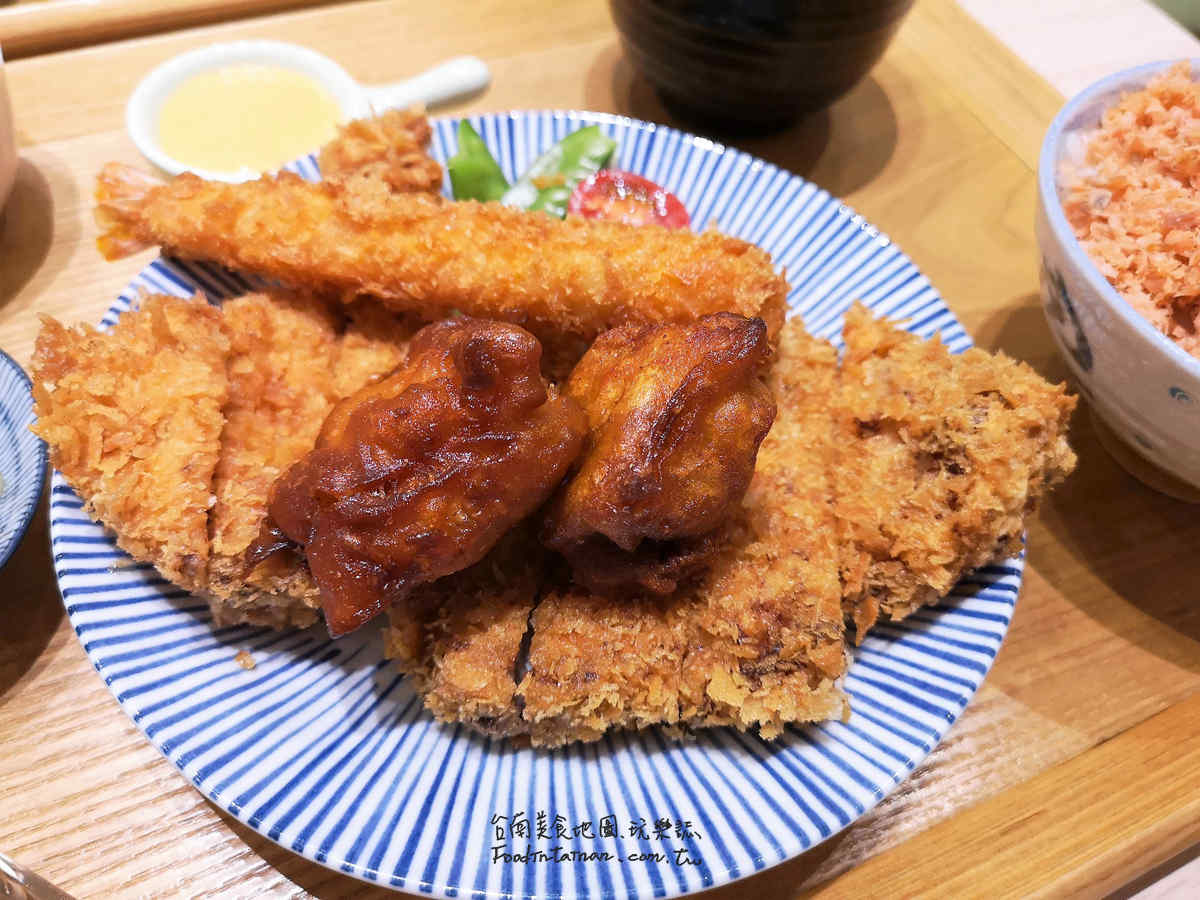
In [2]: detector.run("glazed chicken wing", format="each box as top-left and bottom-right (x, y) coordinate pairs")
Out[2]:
(543, 312), (776, 593)
(245, 317), (586, 636)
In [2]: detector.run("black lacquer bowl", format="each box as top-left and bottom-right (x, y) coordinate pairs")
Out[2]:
(611, 0), (914, 131)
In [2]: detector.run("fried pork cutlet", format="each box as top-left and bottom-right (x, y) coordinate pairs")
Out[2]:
(205, 295), (417, 627)
(31, 290), (418, 627)
(317, 107), (443, 195)
(385, 529), (545, 739)
(30, 295), (229, 589)
(205, 292), (345, 628)
(382, 320), (848, 746)
(93, 165), (789, 354)
(835, 303), (1077, 636)
(333, 300), (419, 396)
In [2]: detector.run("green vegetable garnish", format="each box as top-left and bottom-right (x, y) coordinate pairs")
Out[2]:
(501, 125), (617, 217)
(447, 120), (510, 202)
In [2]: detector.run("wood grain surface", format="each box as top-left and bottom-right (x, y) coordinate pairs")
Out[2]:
(0, 0), (336, 59)
(1, 0), (1198, 897)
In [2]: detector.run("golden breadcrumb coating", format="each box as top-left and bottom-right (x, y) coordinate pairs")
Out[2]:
(32, 290), (416, 628)
(317, 107), (443, 195)
(94, 165), (788, 354)
(835, 303), (1077, 636)
(206, 295), (416, 627)
(206, 292), (345, 628)
(675, 321), (847, 735)
(384, 529), (544, 738)
(30, 294), (229, 589)
(519, 590), (689, 745)
(332, 300), (420, 397)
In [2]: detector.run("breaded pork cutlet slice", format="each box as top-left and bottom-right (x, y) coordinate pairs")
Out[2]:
(835, 303), (1077, 637)
(517, 320), (848, 746)
(207, 294), (419, 628)
(30, 294), (229, 589)
(205, 292), (344, 628)
(384, 529), (544, 739)
(518, 590), (687, 745)
(317, 107), (442, 196)
(333, 300), (420, 397)
(676, 321), (847, 734)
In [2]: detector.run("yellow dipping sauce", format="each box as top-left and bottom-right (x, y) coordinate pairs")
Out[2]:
(157, 63), (343, 173)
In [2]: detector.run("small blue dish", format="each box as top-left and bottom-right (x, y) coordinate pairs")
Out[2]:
(0, 348), (47, 569)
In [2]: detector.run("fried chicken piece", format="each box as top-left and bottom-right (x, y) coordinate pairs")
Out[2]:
(94, 164), (788, 355)
(247, 317), (587, 637)
(205, 292), (345, 628)
(835, 303), (1077, 636)
(543, 312), (776, 593)
(30, 295), (229, 589)
(519, 321), (847, 745)
(317, 107), (442, 195)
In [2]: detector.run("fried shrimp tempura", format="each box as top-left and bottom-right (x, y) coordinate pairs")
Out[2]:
(317, 107), (443, 195)
(543, 312), (776, 593)
(246, 317), (587, 637)
(94, 164), (789, 352)
(835, 304), (1077, 636)
(30, 295), (229, 589)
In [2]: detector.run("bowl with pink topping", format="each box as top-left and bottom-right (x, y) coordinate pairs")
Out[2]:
(1037, 58), (1200, 496)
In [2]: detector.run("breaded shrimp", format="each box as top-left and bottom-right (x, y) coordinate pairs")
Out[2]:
(94, 164), (789, 351)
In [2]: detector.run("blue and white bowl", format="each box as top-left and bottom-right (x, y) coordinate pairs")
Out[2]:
(1037, 59), (1200, 493)
(0, 347), (46, 569)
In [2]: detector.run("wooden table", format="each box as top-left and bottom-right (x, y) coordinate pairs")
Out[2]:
(0, 0), (335, 59)
(2, 0), (1199, 896)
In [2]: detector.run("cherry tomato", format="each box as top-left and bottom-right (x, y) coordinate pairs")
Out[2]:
(568, 170), (690, 228)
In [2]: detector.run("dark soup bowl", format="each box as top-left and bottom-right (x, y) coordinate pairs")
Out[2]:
(610, 0), (915, 131)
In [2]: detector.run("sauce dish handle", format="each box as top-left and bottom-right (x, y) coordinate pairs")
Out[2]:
(363, 55), (490, 113)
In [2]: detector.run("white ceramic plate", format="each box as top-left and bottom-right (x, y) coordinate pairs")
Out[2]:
(51, 111), (1018, 899)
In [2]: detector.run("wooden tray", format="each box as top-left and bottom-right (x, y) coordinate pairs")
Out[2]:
(1, 0), (1198, 895)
